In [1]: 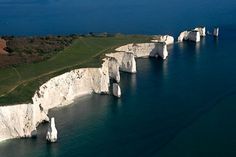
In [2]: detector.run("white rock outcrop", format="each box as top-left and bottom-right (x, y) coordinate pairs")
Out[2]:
(178, 30), (200, 42)
(149, 42), (168, 59)
(33, 61), (110, 112)
(106, 52), (136, 73)
(151, 35), (174, 45)
(213, 27), (219, 37)
(194, 27), (206, 36)
(107, 57), (120, 82)
(112, 83), (121, 98)
(46, 117), (57, 143)
(0, 104), (48, 142)
(115, 43), (168, 59)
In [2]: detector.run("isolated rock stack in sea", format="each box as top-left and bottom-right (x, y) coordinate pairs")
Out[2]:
(112, 83), (121, 98)
(178, 27), (206, 42)
(213, 27), (219, 37)
(46, 117), (58, 143)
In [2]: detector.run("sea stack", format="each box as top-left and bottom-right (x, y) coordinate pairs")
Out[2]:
(113, 83), (121, 98)
(149, 42), (168, 59)
(188, 31), (201, 42)
(46, 117), (58, 143)
(194, 27), (206, 36)
(178, 30), (200, 42)
(213, 27), (219, 37)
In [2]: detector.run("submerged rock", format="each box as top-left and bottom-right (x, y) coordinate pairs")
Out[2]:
(46, 117), (58, 143)
(112, 83), (121, 98)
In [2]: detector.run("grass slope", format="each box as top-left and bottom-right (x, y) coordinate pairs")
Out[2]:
(0, 35), (151, 105)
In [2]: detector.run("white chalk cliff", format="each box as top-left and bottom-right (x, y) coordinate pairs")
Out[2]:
(107, 57), (120, 83)
(178, 27), (207, 42)
(106, 52), (137, 73)
(194, 27), (206, 36)
(151, 35), (174, 45)
(0, 37), (171, 142)
(115, 42), (169, 59)
(46, 117), (57, 143)
(178, 30), (201, 42)
(0, 103), (48, 141)
(32, 60), (110, 112)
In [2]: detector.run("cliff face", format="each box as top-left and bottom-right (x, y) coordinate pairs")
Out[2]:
(194, 27), (206, 37)
(178, 27), (206, 42)
(178, 31), (200, 42)
(107, 57), (120, 83)
(151, 35), (174, 45)
(106, 52), (136, 73)
(33, 61), (110, 112)
(115, 43), (168, 59)
(0, 103), (48, 141)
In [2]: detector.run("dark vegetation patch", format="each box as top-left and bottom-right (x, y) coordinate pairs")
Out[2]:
(0, 35), (78, 68)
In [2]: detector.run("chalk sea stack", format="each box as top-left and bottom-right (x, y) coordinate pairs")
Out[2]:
(46, 117), (58, 143)
(113, 83), (121, 98)
(213, 27), (219, 37)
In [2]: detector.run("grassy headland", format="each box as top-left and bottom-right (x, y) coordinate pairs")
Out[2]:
(0, 35), (151, 105)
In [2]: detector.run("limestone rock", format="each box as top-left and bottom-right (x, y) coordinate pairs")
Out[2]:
(46, 117), (57, 143)
(0, 104), (48, 142)
(178, 30), (200, 42)
(178, 31), (189, 42)
(187, 31), (201, 42)
(151, 35), (174, 45)
(32, 60), (110, 112)
(107, 57), (120, 82)
(194, 27), (206, 36)
(115, 43), (168, 60)
(106, 52), (137, 73)
(149, 42), (168, 59)
(112, 83), (121, 98)
(213, 27), (219, 37)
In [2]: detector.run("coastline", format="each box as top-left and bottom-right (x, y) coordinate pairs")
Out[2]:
(0, 27), (207, 142)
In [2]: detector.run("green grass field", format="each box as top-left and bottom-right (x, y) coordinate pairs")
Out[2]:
(0, 35), (151, 105)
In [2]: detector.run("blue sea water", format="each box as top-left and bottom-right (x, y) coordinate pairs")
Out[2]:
(0, 0), (236, 157)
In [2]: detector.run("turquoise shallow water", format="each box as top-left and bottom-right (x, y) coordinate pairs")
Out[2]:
(0, 0), (236, 156)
